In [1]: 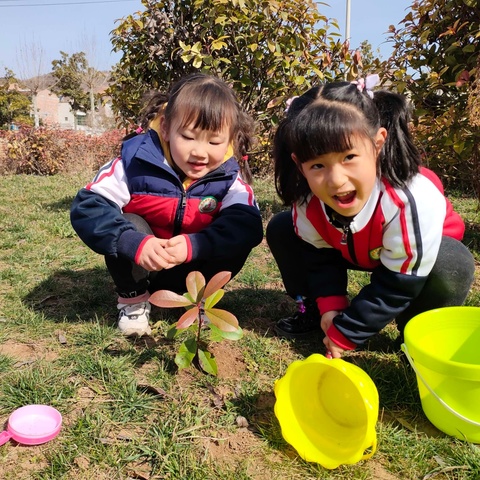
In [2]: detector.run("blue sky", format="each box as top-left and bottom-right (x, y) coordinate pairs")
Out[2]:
(325, 1), (412, 57)
(0, 0), (412, 75)
(0, 0), (142, 74)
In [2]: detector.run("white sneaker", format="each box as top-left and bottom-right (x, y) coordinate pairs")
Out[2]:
(117, 301), (152, 336)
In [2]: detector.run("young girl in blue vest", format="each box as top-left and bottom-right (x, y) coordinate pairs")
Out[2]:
(266, 78), (475, 358)
(71, 74), (263, 337)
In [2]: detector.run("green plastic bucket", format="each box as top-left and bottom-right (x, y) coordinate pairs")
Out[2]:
(402, 306), (480, 443)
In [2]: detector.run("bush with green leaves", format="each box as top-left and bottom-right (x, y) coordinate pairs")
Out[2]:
(386, 0), (480, 193)
(0, 69), (33, 129)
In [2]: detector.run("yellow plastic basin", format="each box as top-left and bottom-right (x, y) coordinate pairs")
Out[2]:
(274, 353), (379, 469)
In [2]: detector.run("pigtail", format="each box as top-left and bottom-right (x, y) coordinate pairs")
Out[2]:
(238, 156), (253, 184)
(138, 91), (169, 131)
(121, 128), (142, 142)
(273, 116), (310, 206)
(273, 118), (296, 205)
(373, 91), (422, 187)
(273, 88), (322, 206)
(233, 108), (256, 184)
(121, 91), (168, 143)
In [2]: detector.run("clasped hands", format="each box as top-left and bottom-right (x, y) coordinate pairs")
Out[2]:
(136, 235), (188, 271)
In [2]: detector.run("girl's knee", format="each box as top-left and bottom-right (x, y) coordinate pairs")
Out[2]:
(266, 211), (293, 243)
(123, 213), (153, 235)
(439, 237), (475, 280)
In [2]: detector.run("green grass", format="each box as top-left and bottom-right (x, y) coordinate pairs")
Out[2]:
(1, 173), (480, 479)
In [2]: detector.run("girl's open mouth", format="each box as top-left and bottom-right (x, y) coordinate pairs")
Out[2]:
(334, 191), (356, 205)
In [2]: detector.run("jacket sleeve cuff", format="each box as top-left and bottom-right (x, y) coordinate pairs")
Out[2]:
(316, 296), (349, 316)
(182, 234), (193, 262)
(326, 324), (357, 350)
(133, 235), (155, 265)
(117, 230), (152, 262)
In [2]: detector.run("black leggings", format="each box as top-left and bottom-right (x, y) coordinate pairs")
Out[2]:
(105, 214), (252, 297)
(266, 210), (475, 331)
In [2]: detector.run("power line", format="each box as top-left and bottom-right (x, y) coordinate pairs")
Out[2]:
(0, 0), (136, 7)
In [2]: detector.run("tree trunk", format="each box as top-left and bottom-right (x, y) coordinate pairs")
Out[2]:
(32, 93), (39, 128)
(89, 89), (95, 129)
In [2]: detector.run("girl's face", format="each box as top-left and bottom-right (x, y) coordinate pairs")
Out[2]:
(295, 129), (387, 217)
(160, 116), (231, 180)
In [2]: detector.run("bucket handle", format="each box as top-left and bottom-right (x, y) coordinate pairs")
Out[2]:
(361, 436), (377, 461)
(401, 343), (480, 427)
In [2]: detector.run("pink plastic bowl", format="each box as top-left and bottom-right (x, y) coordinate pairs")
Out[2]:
(0, 405), (62, 446)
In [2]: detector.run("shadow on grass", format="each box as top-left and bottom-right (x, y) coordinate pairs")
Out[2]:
(223, 287), (408, 359)
(228, 386), (286, 448)
(23, 266), (116, 324)
(104, 342), (179, 375)
(22, 266), (413, 366)
(45, 195), (76, 212)
(23, 268), (290, 334)
(219, 287), (289, 335)
(464, 221), (480, 256)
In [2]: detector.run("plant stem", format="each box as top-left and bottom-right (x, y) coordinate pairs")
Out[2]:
(196, 312), (202, 345)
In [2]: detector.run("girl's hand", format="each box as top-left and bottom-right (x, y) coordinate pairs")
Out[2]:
(163, 235), (188, 267)
(136, 237), (173, 271)
(320, 310), (341, 335)
(323, 336), (345, 359)
(321, 310), (344, 358)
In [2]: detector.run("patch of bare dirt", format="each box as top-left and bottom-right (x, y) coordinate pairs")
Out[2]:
(203, 427), (285, 479)
(0, 444), (50, 480)
(0, 340), (58, 364)
(167, 339), (248, 388)
(369, 462), (402, 480)
(209, 341), (248, 380)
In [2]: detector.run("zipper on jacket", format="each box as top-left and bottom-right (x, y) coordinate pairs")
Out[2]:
(329, 207), (358, 265)
(171, 165), (235, 236)
(340, 225), (348, 245)
(173, 192), (187, 236)
(342, 224), (358, 265)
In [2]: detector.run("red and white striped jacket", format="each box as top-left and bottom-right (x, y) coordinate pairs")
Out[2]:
(293, 167), (465, 347)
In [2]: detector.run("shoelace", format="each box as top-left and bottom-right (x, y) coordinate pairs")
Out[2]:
(121, 303), (147, 316)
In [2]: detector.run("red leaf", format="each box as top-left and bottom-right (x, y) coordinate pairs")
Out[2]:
(149, 290), (192, 308)
(323, 52), (331, 67)
(186, 271), (206, 303)
(353, 50), (362, 66)
(176, 307), (199, 329)
(204, 271), (231, 299)
(267, 96), (284, 109)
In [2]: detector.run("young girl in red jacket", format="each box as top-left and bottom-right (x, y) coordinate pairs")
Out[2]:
(266, 78), (475, 358)
(71, 74), (263, 337)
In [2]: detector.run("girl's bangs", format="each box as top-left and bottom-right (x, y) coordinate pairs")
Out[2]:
(174, 85), (235, 133)
(290, 102), (368, 162)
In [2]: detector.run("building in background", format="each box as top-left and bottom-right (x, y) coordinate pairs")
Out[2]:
(35, 89), (114, 132)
